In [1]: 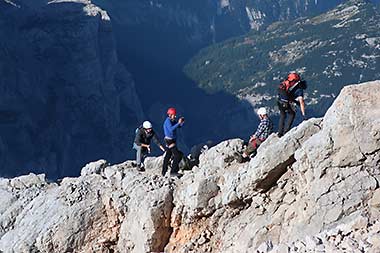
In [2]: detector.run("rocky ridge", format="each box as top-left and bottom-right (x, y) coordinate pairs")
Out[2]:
(0, 81), (379, 252)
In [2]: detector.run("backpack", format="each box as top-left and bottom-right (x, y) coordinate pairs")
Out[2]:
(278, 78), (307, 97)
(298, 80), (307, 90)
(132, 126), (143, 148)
(135, 126), (142, 135)
(279, 72), (307, 92)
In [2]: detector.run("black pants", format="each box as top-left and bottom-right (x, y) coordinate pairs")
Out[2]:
(278, 101), (295, 136)
(162, 140), (182, 175)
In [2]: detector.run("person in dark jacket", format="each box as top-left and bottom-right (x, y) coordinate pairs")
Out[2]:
(134, 120), (165, 171)
(277, 72), (307, 137)
(162, 107), (185, 178)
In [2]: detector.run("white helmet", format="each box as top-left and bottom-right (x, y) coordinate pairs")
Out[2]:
(257, 107), (267, 115)
(142, 121), (152, 129)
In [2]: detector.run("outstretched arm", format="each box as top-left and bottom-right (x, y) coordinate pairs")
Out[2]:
(166, 122), (181, 131)
(298, 97), (306, 117)
(152, 133), (165, 151)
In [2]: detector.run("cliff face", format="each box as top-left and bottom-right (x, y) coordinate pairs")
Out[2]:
(0, 81), (379, 252)
(0, 0), (144, 178)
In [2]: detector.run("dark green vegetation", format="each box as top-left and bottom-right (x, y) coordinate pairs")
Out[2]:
(185, 0), (380, 115)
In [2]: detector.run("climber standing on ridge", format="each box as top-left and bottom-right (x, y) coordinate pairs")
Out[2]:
(162, 107), (185, 178)
(235, 107), (273, 163)
(133, 121), (165, 172)
(277, 72), (307, 137)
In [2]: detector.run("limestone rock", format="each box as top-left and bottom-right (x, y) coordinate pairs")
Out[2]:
(0, 163), (173, 253)
(81, 159), (109, 176)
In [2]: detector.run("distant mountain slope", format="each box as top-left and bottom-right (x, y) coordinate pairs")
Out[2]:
(185, 0), (380, 116)
(92, 0), (357, 69)
(220, 0), (348, 30)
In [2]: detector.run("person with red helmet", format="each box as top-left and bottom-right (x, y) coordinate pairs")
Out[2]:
(277, 72), (307, 137)
(167, 107), (176, 116)
(162, 107), (185, 178)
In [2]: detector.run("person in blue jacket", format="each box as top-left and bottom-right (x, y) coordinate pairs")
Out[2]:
(162, 107), (185, 177)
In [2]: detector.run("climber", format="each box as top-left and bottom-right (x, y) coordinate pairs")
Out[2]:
(277, 72), (307, 137)
(162, 107), (185, 178)
(133, 120), (165, 171)
(235, 107), (273, 163)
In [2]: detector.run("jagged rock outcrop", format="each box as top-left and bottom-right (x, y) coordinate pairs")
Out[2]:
(0, 81), (379, 252)
(0, 162), (173, 253)
(0, 0), (144, 179)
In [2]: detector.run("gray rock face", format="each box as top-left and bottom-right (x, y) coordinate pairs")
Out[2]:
(0, 81), (379, 252)
(0, 0), (144, 179)
(0, 162), (173, 253)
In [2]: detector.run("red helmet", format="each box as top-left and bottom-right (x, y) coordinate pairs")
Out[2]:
(167, 107), (177, 116)
(287, 73), (300, 82)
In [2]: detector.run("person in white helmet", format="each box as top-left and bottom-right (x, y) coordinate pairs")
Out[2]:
(236, 107), (273, 163)
(133, 121), (165, 171)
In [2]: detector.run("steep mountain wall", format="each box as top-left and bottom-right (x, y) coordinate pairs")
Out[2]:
(0, 80), (379, 252)
(0, 0), (144, 178)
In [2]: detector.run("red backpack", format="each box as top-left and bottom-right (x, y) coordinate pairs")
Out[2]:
(279, 73), (301, 92)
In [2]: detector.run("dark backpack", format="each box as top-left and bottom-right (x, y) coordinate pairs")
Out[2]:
(135, 126), (142, 135)
(298, 80), (307, 90)
(133, 126), (143, 148)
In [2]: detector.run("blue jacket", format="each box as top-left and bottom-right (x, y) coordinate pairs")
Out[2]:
(163, 117), (183, 140)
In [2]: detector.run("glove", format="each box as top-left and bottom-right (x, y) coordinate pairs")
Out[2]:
(302, 115), (307, 121)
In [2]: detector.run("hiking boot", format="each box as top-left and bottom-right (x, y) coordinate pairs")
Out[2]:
(224, 155), (235, 163)
(170, 172), (182, 178)
(233, 152), (243, 163)
(235, 154), (250, 163)
(241, 156), (250, 163)
(137, 165), (145, 172)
